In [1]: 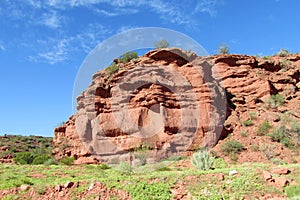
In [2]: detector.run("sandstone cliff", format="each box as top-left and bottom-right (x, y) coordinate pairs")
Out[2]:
(53, 48), (300, 164)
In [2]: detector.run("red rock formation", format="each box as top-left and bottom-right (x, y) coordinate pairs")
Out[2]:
(53, 49), (300, 164)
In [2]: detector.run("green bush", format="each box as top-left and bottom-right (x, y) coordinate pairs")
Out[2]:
(218, 43), (229, 54)
(32, 154), (51, 165)
(268, 125), (294, 148)
(221, 140), (244, 156)
(154, 39), (169, 49)
(240, 132), (248, 137)
(14, 152), (36, 164)
(264, 94), (285, 109)
(118, 51), (138, 63)
(257, 121), (272, 136)
(60, 156), (75, 165)
(191, 148), (215, 171)
(243, 119), (253, 126)
(105, 62), (119, 76)
(276, 48), (289, 57)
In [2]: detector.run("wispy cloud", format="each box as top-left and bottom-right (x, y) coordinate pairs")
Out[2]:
(195, 0), (218, 17)
(28, 23), (111, 64)
(0, 43), (5, 51)
(39, 11), (62, 28)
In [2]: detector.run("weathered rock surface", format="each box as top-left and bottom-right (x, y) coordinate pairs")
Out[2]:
(53, 49), (300, 164)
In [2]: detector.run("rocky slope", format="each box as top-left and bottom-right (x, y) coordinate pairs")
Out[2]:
(53, 48), (300, 164)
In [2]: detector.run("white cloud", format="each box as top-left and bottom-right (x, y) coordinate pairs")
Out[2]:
(28, 23), (111, 64)
(39, 11), (62, 28)
(195, 0), (218, 17)
(0, 44), (5, 51)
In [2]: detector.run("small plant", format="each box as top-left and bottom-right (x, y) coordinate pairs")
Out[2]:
(218, 42), (229, 54)
(118, 51), (138, 63)
(105, 62), (119, 76)
(191, 148), (215, 171)
(243, 119), (253, 126)
(276, 48), (290, 57)
(154, 39), (169, 49)
(264, 93), (285, 109)
(221, 140), (244, 156)
(279, 59), (292, 71)
(240, 132), (247, 137)
(60, 156), (75, 165)
(249, 111), (257, 120)
(262, 56), (272, 60)
(257, 121), (272, 136)
(259, 144), (277, 160)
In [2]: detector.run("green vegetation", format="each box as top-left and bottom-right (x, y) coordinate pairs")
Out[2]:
(118, 51), (138, 63)
(279, 59), (292, 71)
(60, 156), (75, 165)
(220, 140), (244, 156)
(243, 119), (253, 126)
(218, 42), (229, 54)
(268, 112), (300, 149)
(257, 121), (272, 136)
(154, 39), (169, 49)
(264, 93), (285, 109)
(0, 161), (299, 199)
(276, 48), (290, 57)
(105, 51), (139, 76)
(191, 148), (215, 171)
(240, 131), (248, 137)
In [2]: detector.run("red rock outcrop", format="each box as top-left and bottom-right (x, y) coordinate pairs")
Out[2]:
(53, 49), (300, 164)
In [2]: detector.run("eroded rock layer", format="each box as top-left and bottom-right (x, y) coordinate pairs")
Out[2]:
(53, 48), (300, 164)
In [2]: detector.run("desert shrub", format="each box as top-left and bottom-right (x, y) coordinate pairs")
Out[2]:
(279, 59), (292, 71)
(257, 121), (272, 136)
(221, 140), (244, 156)
(291, 120), (300, 133)
(218, 43), (229, 54)
(154, 39), (169, 49)
(32, 154), (51, 165)
(276, 48), (290, 57)
(240, 132), (247, 137)
(264, 94), (285, 109)
(14, 152), (36, 164)
(191, 148), (215, 171)
(243, 119), (253, 126)
(268, 125), (295, 148)
(60, 156), (75, 165)
(259, 144), (277, 160)
(118, 51), (138, 63)
(249, 111), (257, 120)
(105, 62), (119, 76)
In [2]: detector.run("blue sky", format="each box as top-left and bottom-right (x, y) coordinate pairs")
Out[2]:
(0, 0), (299, 137)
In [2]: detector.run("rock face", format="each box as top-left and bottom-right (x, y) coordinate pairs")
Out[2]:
(53, 48), (300, 164)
